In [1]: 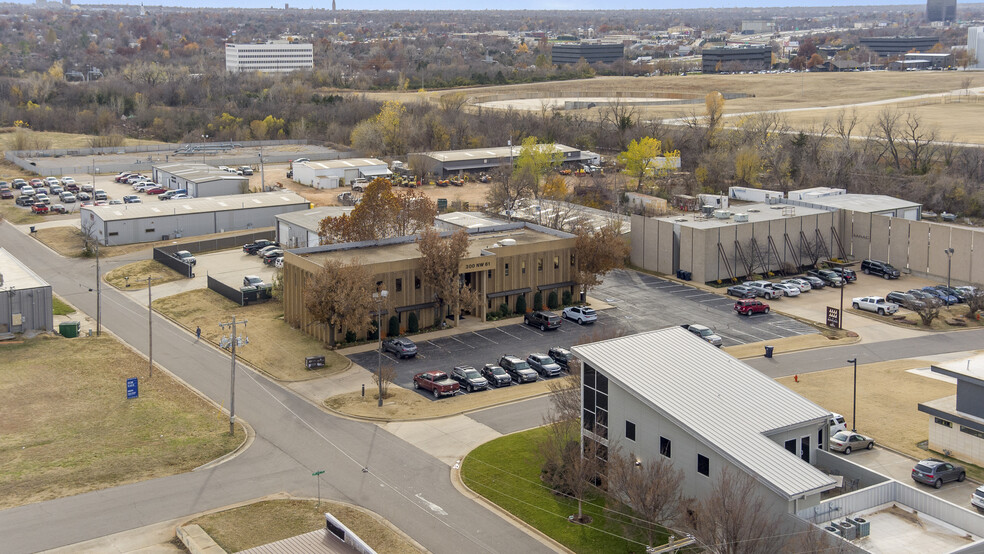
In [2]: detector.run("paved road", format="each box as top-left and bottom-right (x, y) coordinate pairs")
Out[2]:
(0, 223), (551, 554)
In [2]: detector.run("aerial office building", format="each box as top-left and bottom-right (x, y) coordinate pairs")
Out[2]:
(225, 41), (314, 73)
(550, 43), (625, 64)
(701, 46), (772, 73)
(926, 0), (956, 22)
(858, 36), (939, 56)
(969, 27), (984, 68)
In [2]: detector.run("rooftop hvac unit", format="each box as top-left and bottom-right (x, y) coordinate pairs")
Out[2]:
(499, 238), (517, 246)
(747, 208), (760, 213)
(850, 517), (870, 538)
(675, 218), (688, 222)
(824, 525), (842, 536)
(835, 520), (857, 540)
(713, 210), (731, 219)
(733, 213), (749, 223)
(701, 205), (715, 216)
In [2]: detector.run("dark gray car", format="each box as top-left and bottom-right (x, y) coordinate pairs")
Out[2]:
(499, 355), (538, 383)
(527, 353), (562, 377)
(451, 365), (488, 392)
(886, 291), (924, 310)
(382, 337), (417, 359)
(912, 458), (965, 489)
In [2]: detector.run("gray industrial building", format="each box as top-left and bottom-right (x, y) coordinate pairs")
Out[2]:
(152, 163), (249, 198)
(926, 0), (956, 22)
(275, 205), (354, 248)
(701, 46), (772, 73)
(858, 36), (940, 56)
(551, 42), (625, 64)
(292, 158), (390, 189)
(82, 191), (311, 246)
(409, 145), (600, 177)
(0, 248), (53, 334)
(783, 194), (922, 221)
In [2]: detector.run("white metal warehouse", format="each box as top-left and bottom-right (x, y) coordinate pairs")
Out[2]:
(292, 159), (390, 189)
(0, 248), (53, 333)
(152, 163), (249, 197)
(82, 191), (311, 246)
(275, 206), (354, 248)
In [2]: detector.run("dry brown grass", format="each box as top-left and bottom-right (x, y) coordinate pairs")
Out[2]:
(848, 304), (984, 331)
(776, 359), (950, 460)
(105, 260), (184, 290)
(0, 202), (46, 225)
(0, 128), (163, 150)
(0, 335), (240, 510)
(33, 225), (277, 259)
(153, 289), (348, 382)
(326, 379), (552, 420)
(192, 499), (420, 553)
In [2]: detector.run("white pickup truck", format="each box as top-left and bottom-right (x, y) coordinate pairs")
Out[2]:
(852, 296), (899, 315)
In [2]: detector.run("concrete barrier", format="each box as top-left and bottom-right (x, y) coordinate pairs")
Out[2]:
(176, 524), (226, 554)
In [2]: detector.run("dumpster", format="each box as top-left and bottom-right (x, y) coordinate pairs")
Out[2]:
(764, 345), (774, 358)
(59, 321), (81, 338)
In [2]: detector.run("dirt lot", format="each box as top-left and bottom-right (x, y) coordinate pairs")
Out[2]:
(105, 260), (185, 291)
(0, 335), (240, 509)
(777, 359), (953, 461)
(191, 498), (419, 553)
(152, 289), (349, 382)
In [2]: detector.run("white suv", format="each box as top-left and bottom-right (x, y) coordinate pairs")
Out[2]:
(973, 485), (984, 513)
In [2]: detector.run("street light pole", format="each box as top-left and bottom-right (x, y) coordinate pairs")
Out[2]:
(148, 276), (153, 378)
(95, 244), (101, 336)
(945, 248), (955, 290)
(839, 282), (844, 329)
(373, 290), (388, 407)
(848, 358), (858, 432)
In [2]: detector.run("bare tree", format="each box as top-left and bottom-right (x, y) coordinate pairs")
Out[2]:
(417, 227), (480, 327)
(786, 522), (856, 554)
(371, 364), (397, 400)
(900, 114), (938, 175)
(684, 468), (787, 554)
(600, 98), (638, 151)
(574, 221), (630, 302)
(871, 108), (902, 171)
(965, 285), (984, 318)
(915, 300), (942, 326)
(304, 259), (377, 347)
(606, 450), (684, 547)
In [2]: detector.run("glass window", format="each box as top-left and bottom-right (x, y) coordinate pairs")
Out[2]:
(626, 421), (636, 441)
(571, 253), (576, 266)
(554, 256), (560, 269)
(415, 277), (421, 289)
(583, 365), (596, 388)
(505, 263), (509, 276)
(800, 437), (810, 463)
(960, 426), (984, 439)
(487, 270), (492, 279)
(395, 278), (402, 292)
(596, 373), (608, 394)
(583, 387), (595, 411)
(521, 260), (526, 274)
(785, 439), (796, 454)
(660, 437), (671, 458)
(935, 417), (952, 428)
(538, 258), (543, 271)
(582, 410), (595, 431)
(697, 454), (709, 476)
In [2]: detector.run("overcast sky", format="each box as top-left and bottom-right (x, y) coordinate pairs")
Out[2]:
(52, 1), (926, 11)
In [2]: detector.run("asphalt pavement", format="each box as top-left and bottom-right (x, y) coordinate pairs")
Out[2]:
(0, 223), (552, 554)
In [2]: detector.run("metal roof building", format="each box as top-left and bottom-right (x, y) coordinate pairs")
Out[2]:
(409, 145), (600, 177)
(572, 327), (836, 511)
(0, 248), (53, 333)
(292, 158), (390, 189)
(784, 194), (922, 220)
(152, 163), (249, 198)
(83, 191), (311, 246)
(276, 205), (354, 248)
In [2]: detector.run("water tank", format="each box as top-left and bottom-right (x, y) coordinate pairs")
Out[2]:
(733, 213), (749, 223)
(499, 238), (517, 246)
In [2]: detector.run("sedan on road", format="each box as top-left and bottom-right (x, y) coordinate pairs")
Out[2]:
(912, 459), (965, 489)
(806, 269), (845, 287)
(922, 286), (958, 306)
(382, 337), (418, 359)
(829, 431), (874, 454)
(800, 275), (826, 289)
(973, 485), (984, 513)
(907, 289), (943, 307)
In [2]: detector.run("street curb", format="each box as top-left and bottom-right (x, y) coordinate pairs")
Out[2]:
(846, 305), (984, 333)
(451, 457), (574, 554)
(194, 419), (253, 472)
(321, 387), (556, 424)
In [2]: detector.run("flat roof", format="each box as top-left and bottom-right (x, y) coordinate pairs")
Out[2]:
(932, 354), (984, 385)
(297, 222), (572, 267)
(791, 194), (921, 213)
(435, 211), (506, 230)
(0, 248), (50, 291)
(84, 191), (310, 222)
(414, 144), (579, 163)
(275, 205), (355, 232)
(300, 158), (387, 170)
(153, 163), (249, 184)
(505, 198), (630, 234)
(572, 327), (836, 500)
(653, 203), (830, 229)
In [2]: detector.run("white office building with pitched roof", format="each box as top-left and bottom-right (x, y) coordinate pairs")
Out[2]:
(571, 327), (837, 515)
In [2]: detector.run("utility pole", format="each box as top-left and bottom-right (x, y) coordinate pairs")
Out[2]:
(373, 290), (388, 407)
(259, 146), (265, 192)
(148, 277), (153, 378)
(96, 244), (101, 336)
(219, 316), (247, 435)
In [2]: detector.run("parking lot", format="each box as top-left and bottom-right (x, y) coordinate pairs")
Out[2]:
(348, 268), (819, 399)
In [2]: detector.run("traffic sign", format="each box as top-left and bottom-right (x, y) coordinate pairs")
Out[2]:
(126, 377), (139, 399)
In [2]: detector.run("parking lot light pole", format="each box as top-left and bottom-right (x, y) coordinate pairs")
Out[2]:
(848, 358), (858, 432)
(373, 290), (388, 407)
(945, 248), (955, 290)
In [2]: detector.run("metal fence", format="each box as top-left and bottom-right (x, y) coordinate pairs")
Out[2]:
(153, 247), (194, 278)
(4, 140), (357, 177)
(208, 274), (245, 305)
(154, 229), (275, 256)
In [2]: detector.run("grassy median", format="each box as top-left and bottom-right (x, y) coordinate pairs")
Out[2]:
(153, 289), (348, 382)
(105, 260), (185, 290)
(191, 499), (419, 553)
(0, 335), (240, 509)
(461, 427), (665, 553)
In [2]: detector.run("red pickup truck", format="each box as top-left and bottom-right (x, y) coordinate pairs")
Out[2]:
(734, 299), (770, 316)
(413, 371), (460, 399)
(31, 203), (49, 214)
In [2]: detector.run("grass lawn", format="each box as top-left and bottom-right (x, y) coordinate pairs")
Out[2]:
(51, 295), (75, 316)
(191, 499), (419, 553)
(0, 202), (45, 225)
(0, 128), (163, 150)
(326, 379), (552, 420)
(848, 304), (984, 331)
(461, 427), (664, 553)
(153, 289), (348, 382)
(105, 260), (184, 290)
(0, 335), (240, 509)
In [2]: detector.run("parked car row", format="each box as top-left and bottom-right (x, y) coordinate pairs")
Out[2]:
(409, 345), (576, 398)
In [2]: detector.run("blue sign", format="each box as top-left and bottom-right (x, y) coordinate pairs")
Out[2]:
(126, 377), (139, 399)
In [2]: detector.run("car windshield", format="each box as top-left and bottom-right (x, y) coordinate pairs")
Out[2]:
(489, 366), (506, 375)
(975, 489), (984, 498)
(464, 369), (481, 379)
(513, 361), (531, 370)
(698, 329), (713, 337)
(832, 432), (850, 441)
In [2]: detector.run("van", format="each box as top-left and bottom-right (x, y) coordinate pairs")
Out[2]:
(829, 413), (847, 435)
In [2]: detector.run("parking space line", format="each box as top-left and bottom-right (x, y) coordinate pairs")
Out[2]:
(518, 325), (544, 337)
(472, 331), (497, 344)
(448, 335), (475, 349)
(426, 340), (449, 351)
(496, 327), (523, 341)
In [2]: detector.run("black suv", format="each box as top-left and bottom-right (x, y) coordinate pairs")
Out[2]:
(243, 239), (277, 255)
(450, 365), (488, 392)
(498, 355), (538, 383)
(806, 269), (844, 287)
(861, 259), (900, 279)
(481, 364), (512, 387)
(523, 310), (561, 331)
(547, 347), (574, 370)
(830, 267), (857, 283)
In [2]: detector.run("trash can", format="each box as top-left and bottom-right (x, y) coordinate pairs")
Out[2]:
(29, 226), (36, 233)
(764, 345), (774, 358)
(59, 321), (81, 338)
